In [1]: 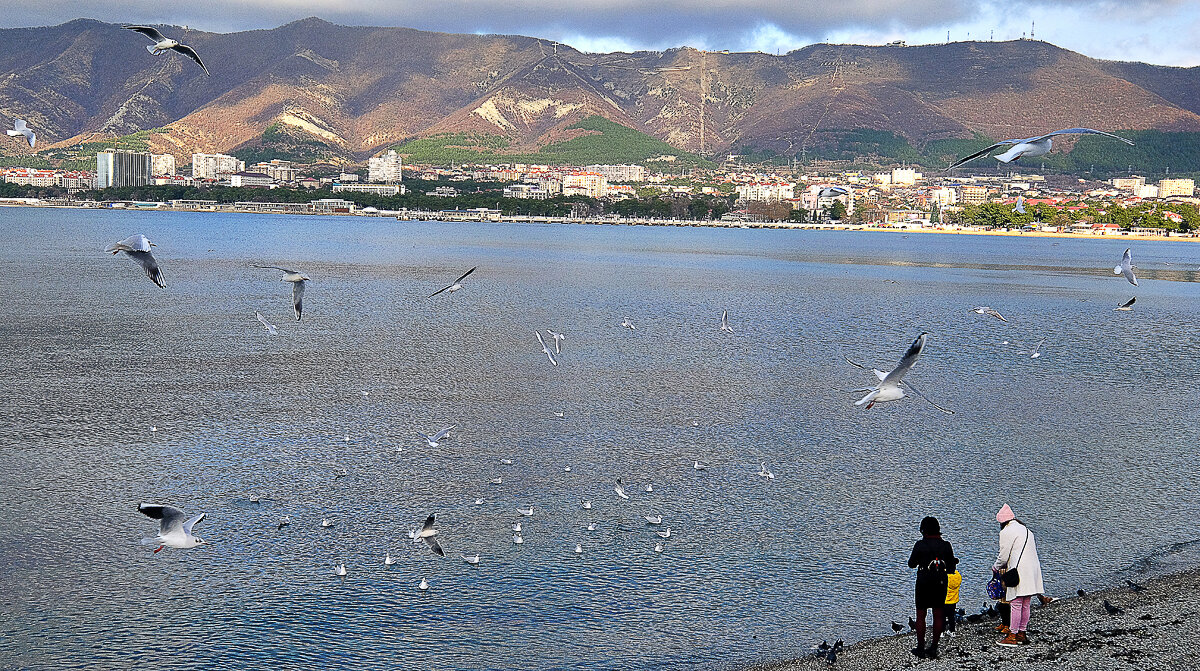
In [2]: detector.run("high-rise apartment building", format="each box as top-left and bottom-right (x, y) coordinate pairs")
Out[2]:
(192, 153), (245, 179)
(96, 150), (152, 188)
(368, 150), (403, 183)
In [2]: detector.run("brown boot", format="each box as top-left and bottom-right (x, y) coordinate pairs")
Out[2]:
(1016, 631), (1030, 645)
(997, 633), (1021, 647)
(1037, 594), (1055, 605)
(994, 624), (1010, 633)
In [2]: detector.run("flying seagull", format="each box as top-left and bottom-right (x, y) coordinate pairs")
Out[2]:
(720, 310), (733, 333)
(412, 514), (445, 557)
(138, 503), (205, 553)
(620, 317), (636, 330)
(970, 306), (1008, 323)
(847, 333), (954, 413)
(256, 311), (277, 335)
(1013, 196), (1026, 214)
(817, 186), (850, 198)
(106, 234), (165, 288)
(948, 128), (1134, 170)
(256, 266), (308, 320)
(545, 330), (565, 354)
(418, 425), (455, 448)
(6, 119), (34, 148)
(535, 331), (559, 366)
(429, 266), (476, 298)
(1114, 248), (1138, 286)
(614, 477), (629, 500)
(1115, 297), (1136, 311)
(123, 26), (210, 76)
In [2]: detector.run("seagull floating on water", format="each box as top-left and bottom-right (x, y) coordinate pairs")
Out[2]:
(970, 306), (1008, 323)
(758, 462), (775, 479)
(1114, 248), (1138, 286)
(948, 128), (1134, 169)
(474, 498), (484, 505)
(500, 458), (513, 465)
(429, 266), (476, 298)
(513, 533), (524, 544)
(693, 461), (707, 471)
(517, 507), (534, 517)
(581, 500), (592, 510)
(620, 317), (636, 331)
(463, 554), (480, 565)
(150, 425), (157, 433)
(512, 522), (522, 532)
(321, 518), (333, 528)
(255, 266), (308, 320)
(124, 26), (210, 76)
(490, 476), (503, 485)
(654, 542), (663, 553)
(419, 577), (429, 591)
(6, 119), (34, 148)
(334, 564), (347, 577)
(645, 483), (653, 492)
(384, 552), (395, 566)
(587, 523), (596, 531)
(656, 528), (671, 538)
(1115, 297), (1136, 311)
(107, 234), (165, 288)
(138, 503), (205, 553)
(645, 515), (662, 525)
(535, 331), (559, 366)
(575, 543), (583, 554)
(277, 516), (290, 530)
(418, 425), (455, 448)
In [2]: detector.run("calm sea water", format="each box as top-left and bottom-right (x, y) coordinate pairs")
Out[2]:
(1, 208), (1198, 670)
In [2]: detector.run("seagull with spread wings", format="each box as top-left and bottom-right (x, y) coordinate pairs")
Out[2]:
(106, 234), (165, 288)
(846, 333), (954, 413)
(1114, 248), (1138, 286)
(948, 128), (1134, 170)
(429, 266), (476, 297)
(256, 266), (308, 320)
(1114, 297), (1136, 311)
(720, 310), (733, 333)
(123, 26), (210, 76)
(418, 425), (455, 448)
(535, 331), (558, 366)
(411, 514), (445, 557)
(6, 119), (35, 149)
(138, 503), (206, 553)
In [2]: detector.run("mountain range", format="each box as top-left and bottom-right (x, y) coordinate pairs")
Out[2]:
(2, 18), (1199, 169)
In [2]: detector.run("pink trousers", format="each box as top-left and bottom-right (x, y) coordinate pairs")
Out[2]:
(1009, 595), (1032, 632)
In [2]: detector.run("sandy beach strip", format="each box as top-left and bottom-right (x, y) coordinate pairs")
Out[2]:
(749, 567), (1200, 671)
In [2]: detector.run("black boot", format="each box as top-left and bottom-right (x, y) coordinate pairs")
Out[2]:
(926, 645), (939, 660)
(911, 646), (926, 659)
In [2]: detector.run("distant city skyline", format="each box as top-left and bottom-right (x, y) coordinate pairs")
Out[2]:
(1, 1), (1198, 67)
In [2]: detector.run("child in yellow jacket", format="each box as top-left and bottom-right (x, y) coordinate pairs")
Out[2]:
(944, 569), (962, 637)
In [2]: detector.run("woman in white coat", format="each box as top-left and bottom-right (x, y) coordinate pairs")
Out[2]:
(992, 503), (1043, 646)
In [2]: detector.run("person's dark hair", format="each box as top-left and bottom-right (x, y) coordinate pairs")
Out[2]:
(920, 516), (941, 535)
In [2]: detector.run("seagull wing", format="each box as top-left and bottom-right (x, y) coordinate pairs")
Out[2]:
(128, 250), (166, 288)
(255, 265), (298, 274)
(432, 425), (455, 442)
(546, 350), (558, 366)
(13, 119), (27, 131)
(139, 503), (186, 534)
(428, 284), (453, 297)
(421, 514), (436, 533)
(899, 379), (955, 415)
(1031, 128), (1135, 146)
(1120, 249), (1138, 286)
(425, 537), (445, 557)
(881, 332), (926, 386)
(292, 280), (305, 320)
(947, 141), (1012, 170)
(986, 308), (1008, 323)
(124, 25), (166, 42)
(182, 513), (206, 535)
(535, 331), (547, 348)
(454, 266), (477, 284)
(256, 311), (277, 334)
(171, 44), (210, 76)
(1120, 297), (1136, 308)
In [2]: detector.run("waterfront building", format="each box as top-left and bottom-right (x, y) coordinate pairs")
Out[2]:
(927, 187), (958, 207)
(1158, 178), (1195, 198)
(229, 172), (276, 188)
(338, 172), (360, 183)
(503, 183), (551, 199)
(736, 182), (795, 202)
(97, 149), (152, 188)
(368, 150), (403, 183)
(192, 153), (244, 179)
(309, 198), (356, 214)
(562, 172), (607, 198)
(150, 154), (177, 177)
(332, 183), (403, 196)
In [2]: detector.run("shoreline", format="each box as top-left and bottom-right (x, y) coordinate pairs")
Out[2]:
(750, 566), (1200, 670)
(2, 200), (1197, 243)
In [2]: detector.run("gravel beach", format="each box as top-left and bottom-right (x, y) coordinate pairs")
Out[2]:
(753, 568), (1200, 671)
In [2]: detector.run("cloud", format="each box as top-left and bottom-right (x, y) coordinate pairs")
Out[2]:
(0, 0), (1197, 65)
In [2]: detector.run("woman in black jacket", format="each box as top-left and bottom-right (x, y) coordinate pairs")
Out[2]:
(908, 516), (957, 659)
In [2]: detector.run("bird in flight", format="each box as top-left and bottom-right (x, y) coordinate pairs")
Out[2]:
(429, 266), (476, 297)
(535, 331), (559, 366)
(412, 514), (445, 557)
(970, 306), (1008, 323)
(6, 119), (35, 148)
(418, 425), (455, 448)
(107, 234), (165, 288)
(1113, 248), (1138, 286)
(256, 266), (309, 320)
(138, 503), (205, 553)
(846, 333), (954, 413)
(256, 311), (277, 335)
(1114, 297), (1136, 312)
(948, 128), (1134, 170)
(545, 330), (565, 354)
(720, 310), (733, 333)
(1013, 196), (1026, 214)
(123, 26), (210, 76)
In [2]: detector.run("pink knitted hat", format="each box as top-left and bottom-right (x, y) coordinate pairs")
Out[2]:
(996, 504), (1016, 523)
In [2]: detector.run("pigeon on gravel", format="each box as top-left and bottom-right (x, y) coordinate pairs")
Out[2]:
(1103, 600), (1125, 616)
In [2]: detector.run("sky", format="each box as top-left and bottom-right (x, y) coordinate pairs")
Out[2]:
(2, 0), (1199, 67)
